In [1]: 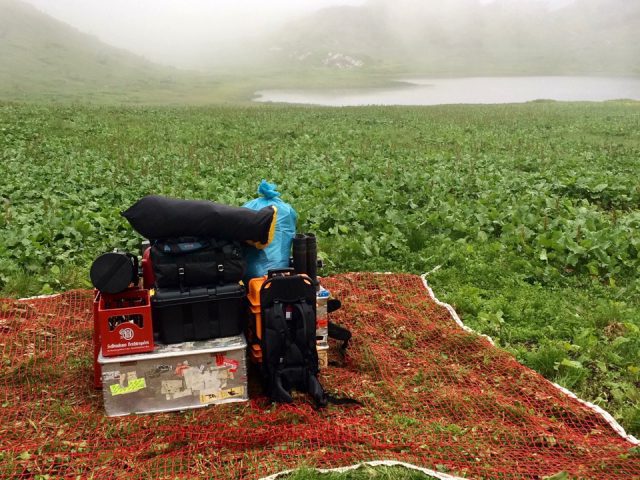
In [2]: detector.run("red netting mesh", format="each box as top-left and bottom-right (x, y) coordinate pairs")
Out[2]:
(1, 273), (638, 479)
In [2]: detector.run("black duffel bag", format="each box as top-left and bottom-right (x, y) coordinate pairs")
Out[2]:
(151, 237), (246, 289)
(122, 195), (276, 249)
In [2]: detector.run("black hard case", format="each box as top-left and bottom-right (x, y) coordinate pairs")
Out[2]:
(151, 284), (246, 344)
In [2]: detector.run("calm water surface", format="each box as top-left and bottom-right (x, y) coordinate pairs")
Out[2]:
(254, 76), (640, 106)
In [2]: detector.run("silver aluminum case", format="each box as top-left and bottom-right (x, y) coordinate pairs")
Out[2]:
(98, 334), (248, 417)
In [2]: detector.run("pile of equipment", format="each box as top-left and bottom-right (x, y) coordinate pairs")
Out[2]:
(91, 183), (352, 416)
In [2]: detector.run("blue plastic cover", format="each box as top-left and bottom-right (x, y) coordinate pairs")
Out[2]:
(243, 180), (298, 280)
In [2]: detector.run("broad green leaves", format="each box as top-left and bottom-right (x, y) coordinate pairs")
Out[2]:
(1, 101), (639, 434)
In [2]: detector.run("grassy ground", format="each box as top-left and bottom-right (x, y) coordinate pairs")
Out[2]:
(279, 466), (569, 479)
(0, 68), (409, 106)
(1, 101), (639, 442)
(280, 465), (437, 479)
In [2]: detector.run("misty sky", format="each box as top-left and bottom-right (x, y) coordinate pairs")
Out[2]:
(25, 0), (366, 68)
(24, 0), (575, 69)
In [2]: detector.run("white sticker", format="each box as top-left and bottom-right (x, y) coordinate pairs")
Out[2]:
(160, 379), (184, 395)
(101, 370), (120, 382)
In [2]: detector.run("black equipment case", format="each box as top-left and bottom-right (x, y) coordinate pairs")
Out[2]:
(151, 284), (246, 344)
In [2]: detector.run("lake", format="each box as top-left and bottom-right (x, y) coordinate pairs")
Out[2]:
(254, 76), (640, 106)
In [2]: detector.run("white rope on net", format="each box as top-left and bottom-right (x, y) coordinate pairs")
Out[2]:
(420, 272), (639, 446)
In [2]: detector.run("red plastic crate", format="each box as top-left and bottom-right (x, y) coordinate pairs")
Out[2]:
(93, 290), (102, 388)
(141, 246), (155, 289)
(95, 288), (154, 359)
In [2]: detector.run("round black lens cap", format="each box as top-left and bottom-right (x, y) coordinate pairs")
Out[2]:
(90, 252), (135, 294)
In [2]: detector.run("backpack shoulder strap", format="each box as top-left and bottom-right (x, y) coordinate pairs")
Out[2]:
(262, 302), (294, 403)
(291, 300), (318, 369)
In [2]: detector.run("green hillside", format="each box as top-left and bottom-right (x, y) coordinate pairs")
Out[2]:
(0, 0), (400, 103)
(1, 0), (153, 99)
(0, 0), (252, 103)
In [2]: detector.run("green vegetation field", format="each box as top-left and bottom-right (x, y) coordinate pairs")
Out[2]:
(1, 100), (639, 441)
(282, 465), (438, 479)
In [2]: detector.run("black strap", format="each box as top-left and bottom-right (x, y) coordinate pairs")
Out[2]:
(325, 298), (352, 356)
(271, 302), (291, 352)
(293, 302), (314, 353)
(264, 304), (294, 403)
(328, 321), (352, 353)
(327, 298), (341, 313)
(270, 303), (304, 373)
(325, 393), (362, 407)
(306, 372), (327, 408)
(272, 371), (293, 403)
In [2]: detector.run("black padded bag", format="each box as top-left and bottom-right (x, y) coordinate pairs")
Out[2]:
(90, 252), (139, 294)
(122, 195), (275, 245)
(151, 238), (245, 289)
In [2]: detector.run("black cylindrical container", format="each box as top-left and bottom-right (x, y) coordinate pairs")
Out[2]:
(90, 252), (139, 294)
(292, 234), (308, 275)
(306, 233), (318, 284)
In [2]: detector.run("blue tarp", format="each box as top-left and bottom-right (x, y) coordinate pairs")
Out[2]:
(243, 180), (297, 280)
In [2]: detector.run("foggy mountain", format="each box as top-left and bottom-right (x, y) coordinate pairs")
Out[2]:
(256, 0), (640, 75)
(0, 0), (638, 102)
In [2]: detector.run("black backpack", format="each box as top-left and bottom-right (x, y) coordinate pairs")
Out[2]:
(260, 271), (328, 407)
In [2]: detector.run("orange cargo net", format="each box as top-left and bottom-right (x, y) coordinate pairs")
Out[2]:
(0, 273), (638, 479)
